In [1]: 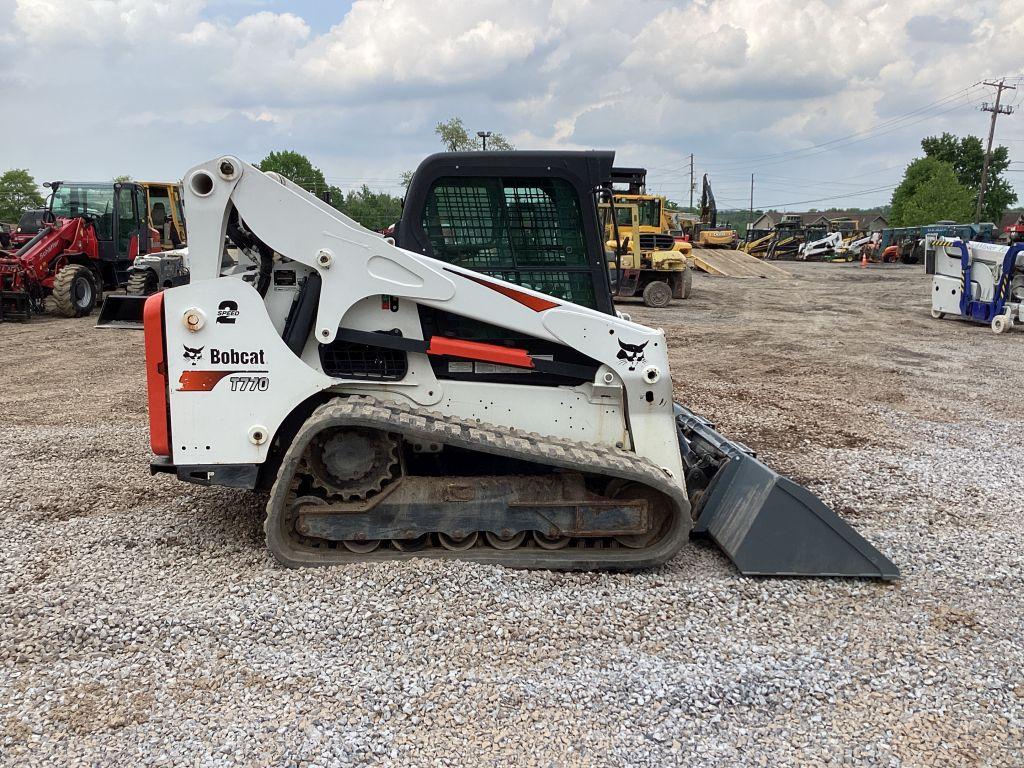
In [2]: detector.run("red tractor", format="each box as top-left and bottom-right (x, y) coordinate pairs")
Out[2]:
(0, 181), (158, 321)
(9, 208), (48, 250)
(1005, 214), (1024, 245)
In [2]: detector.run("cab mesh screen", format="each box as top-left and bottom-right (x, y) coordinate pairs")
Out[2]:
(422, 177), (595, 307)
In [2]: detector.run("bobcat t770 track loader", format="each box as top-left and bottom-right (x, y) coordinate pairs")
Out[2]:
(143, 153), (898, 578)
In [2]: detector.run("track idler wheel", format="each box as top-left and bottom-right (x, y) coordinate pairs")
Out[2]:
(607, 480), (671, 549)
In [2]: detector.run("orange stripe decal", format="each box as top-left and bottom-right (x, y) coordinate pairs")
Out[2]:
(449, 270), (559, 312)
(177, 370), (238, 392)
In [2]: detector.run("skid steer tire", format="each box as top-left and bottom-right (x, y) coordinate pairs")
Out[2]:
(126, 270), (158, 296)
(51, 264), (98, 318)
(642, 280), (672, 308)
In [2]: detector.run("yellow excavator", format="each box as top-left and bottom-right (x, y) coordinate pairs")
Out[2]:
(692, 174), (739, 249)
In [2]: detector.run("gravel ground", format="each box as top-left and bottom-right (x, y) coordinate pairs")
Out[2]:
(1, 262), (1022, 767)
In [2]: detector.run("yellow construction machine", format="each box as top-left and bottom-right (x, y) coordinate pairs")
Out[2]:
(692, 174), (738, 248)
(139, 182), (186, 250)
(743, 232), (774, 256)
(598, 167), (694, 307)
(600, 200), (693, 307)
(607, 168), (690, 251)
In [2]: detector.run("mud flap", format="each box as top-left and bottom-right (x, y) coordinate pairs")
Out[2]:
(95, 294), (147, 329)
(676, 405), (899, 580)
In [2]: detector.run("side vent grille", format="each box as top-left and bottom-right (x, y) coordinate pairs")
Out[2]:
(319, 330), (408, 381)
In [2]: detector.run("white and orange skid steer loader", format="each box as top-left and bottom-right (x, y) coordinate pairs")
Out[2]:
(140, 153), (898, 577)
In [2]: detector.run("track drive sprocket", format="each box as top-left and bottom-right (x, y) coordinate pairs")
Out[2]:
(304, 427), (400, 500)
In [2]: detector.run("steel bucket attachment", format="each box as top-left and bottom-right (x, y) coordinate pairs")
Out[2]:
(676, 405), (899, 580)
(0, 290), (32, 322)
(95, 294), (147, 329)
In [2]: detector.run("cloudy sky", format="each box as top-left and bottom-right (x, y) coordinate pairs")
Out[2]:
(1, 0), (1022, 212)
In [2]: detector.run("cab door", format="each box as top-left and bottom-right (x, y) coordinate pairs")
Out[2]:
(133, 185), (151, 256)
(112, 184), (150, 259)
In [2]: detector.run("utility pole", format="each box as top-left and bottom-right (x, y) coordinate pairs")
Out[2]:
(975, 79), (1015, 224)
(749, 173), (754, 233)
(689, 153), (694, 211)
(749, 173), (757, 221)
(477, 130), (492, 151)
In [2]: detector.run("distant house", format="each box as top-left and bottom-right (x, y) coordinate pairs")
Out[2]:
(749, 210), (888, 233)
(999, 210), (1024, 231)
(862, 214), (889, 232)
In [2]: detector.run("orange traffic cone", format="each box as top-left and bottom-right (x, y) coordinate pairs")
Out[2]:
(860, 250), (868, 268)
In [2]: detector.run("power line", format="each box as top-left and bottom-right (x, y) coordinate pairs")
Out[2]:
(751, 184), (900, 209)
(702, 86), (984, 169)
(702, 92), (988, 174)
(649, 83), (985, 176)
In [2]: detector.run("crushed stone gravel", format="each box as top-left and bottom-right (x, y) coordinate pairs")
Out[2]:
(0, 263), (1021, 766)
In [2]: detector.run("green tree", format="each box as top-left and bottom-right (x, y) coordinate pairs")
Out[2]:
(890, 157), (973, 226)
(434, 117), (514, 151)
(921, 132), (1017, 221)
(112, 174), (133, 183)
(331, 184), (404, 231)
(0, 169), (45, 222)
(257, 150), (327, 194)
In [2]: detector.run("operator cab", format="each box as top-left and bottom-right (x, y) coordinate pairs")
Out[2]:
(46, 181), (153, 291)
(387, 151), (618, 385)
(47, 181), (151, 264)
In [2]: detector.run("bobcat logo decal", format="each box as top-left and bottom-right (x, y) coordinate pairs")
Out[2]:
(617, 339), (648, 372)
(183, 345), (204, 365)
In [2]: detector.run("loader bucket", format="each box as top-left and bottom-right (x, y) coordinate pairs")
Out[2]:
(676, 406), (899, 580)
(1, 290), (32, 322)
(95, 294), (147, 329)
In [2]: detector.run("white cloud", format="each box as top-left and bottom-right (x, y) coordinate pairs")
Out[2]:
(14, 0), (205, 43)
(295, 0), (548, 92)
(0, 0), (1020, 209)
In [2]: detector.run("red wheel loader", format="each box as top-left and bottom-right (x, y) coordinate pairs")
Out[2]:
(0, 181), (157, 321)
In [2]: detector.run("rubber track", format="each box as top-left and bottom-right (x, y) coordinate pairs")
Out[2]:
(265, 396), (692, 570)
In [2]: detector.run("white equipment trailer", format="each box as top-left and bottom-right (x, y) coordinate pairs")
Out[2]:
(930, 238), (1024, 334)
(139, 153), (898, 577)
